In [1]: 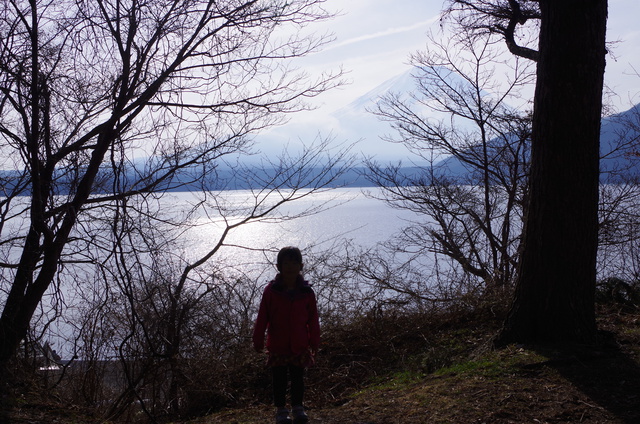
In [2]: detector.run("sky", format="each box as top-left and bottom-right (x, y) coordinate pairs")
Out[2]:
(255, 0), (640, 162)
(298, 0), (441, 112)
(605, 0), (640, 107)
(304, 0), (640, 111)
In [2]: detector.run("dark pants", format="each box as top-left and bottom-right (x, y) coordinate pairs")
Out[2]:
(272, 365), (305, 407)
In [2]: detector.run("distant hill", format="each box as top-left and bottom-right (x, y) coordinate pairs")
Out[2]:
(3, 101), (640, 194)
(599, 103), (640, 181)
(423, 103), (640, 183)
(3, 65), (639, 194)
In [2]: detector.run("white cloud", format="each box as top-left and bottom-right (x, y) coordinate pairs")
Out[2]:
(323, 17), (438, 52)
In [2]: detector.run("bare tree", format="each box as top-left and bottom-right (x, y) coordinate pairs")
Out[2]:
(35, 133), (351, 420)
(443, 0), (541, 61)
(0, 0), (345, 380)
(597, 104), (640, 283)
(106, 146), (353, 420)
(364, 28), (534, 298)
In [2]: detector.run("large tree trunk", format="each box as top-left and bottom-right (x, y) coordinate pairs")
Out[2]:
(497, 0), (608, 344)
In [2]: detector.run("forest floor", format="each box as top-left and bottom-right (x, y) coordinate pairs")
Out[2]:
(190, 307), (640, 424)
(3, 305), (640, 424)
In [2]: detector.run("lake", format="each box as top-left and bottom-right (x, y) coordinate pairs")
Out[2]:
(171, 186), (421, 273)
(43, 187), (421, 359)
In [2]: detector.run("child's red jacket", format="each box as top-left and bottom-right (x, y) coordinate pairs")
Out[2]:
(252, 275), (320, 358)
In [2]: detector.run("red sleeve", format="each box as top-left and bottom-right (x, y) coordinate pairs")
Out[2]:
(252, 287), (270, 351)
(307, 291), (321, 352)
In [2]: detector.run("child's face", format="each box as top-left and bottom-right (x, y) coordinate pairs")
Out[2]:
(278, 258), (303, 278)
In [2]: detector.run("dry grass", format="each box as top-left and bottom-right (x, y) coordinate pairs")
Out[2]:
(3, 305), (640, 424)
(187, 306), (640, 424)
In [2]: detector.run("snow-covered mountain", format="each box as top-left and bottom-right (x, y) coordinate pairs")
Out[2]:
(313, 67), (640, 183)
(251, 65), (503, 166)
(251, 68), (421, 162)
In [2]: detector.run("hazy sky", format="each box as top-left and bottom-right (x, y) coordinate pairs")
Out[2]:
(256, 0), (640, 161)
(304, 0), (640, 112)
(299, 0), (441, 112)
(605, 0), (640, 107)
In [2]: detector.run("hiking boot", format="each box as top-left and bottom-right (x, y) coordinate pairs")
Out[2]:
(275, 407), (292, 424)
(291, 405), (309, 423)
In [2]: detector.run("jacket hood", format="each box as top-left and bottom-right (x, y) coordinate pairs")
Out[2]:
(269, 274), (313, 294)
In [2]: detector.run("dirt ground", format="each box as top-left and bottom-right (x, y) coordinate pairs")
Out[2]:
(195, 311), (640, 424)
(196, 347), (640, 424)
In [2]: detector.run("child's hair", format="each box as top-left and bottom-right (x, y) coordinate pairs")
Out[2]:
(277, 246), (303, 267)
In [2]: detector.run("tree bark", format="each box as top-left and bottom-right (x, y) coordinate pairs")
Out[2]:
(497, 0), (608, 344)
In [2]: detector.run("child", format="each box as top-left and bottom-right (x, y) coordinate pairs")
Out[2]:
(253, 246), (320, 424)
